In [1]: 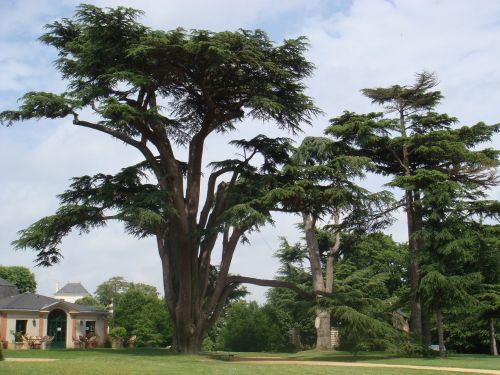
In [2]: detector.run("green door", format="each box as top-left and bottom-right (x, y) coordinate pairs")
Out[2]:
(47, 309), (67, 348)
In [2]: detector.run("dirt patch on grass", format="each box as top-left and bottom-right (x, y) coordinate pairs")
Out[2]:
(235, 358), (500, 375)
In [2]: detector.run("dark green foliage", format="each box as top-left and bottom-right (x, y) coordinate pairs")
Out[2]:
(335, 232), (408, 299)
(326, 72), (499, 344)
(113, 284), (173, 347)
(0, 4), (318, 138)
(445, 310), (500, 354)
(0, 265), (37, 293)
(109, 326), (127, 339)
(12, 162), (172, 266)
(217, 301), (293, 352)
(267, 233), (411, 351)
(95, 276), (131, 306)
(0, 92), (78, 125)
(266, 239), (316, 347)
(92, 276), (173, 347)
(328, 233), (411, 353)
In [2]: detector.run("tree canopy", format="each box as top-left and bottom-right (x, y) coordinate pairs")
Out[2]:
(0, 265), (37, 293)
(0, 4), (319, 353)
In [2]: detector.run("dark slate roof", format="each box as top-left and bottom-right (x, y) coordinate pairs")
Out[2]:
(0, 276), (15, 287)
(0, 277), (19, 299)
(54, 282), (90, 296)
(0, 292), (106, 313)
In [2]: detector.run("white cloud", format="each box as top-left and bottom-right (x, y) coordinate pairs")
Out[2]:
(92, 0), (324, 31)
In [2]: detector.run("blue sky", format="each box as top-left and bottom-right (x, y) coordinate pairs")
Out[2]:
(1, 0), (499, 302)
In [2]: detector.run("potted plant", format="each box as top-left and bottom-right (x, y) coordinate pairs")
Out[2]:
(12, 331), (26, 349)
(109, 327), (127, 349)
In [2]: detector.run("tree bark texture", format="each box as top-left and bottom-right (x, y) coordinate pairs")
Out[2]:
(436, 309), (446, 358)
(68, 119), (320, 353)
(303, 212), (340, 351)
(399, 109), (422, 340)
(421, 309), (432, 347)
(315, 310), (332, 351)
(490, 318), (498, 356)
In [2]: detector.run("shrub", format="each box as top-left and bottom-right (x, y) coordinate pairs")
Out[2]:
(218, 301), (293, 352)
(109, 327), (127, 339)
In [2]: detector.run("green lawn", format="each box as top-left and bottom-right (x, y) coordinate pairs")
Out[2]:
(1, 349), (499, 375)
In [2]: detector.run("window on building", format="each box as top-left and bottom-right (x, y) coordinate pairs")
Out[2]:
(15, 320), (27, 335)
(85, 321), (96, 337)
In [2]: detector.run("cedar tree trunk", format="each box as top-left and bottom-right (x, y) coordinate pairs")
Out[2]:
(436, 309), (446, 358)
(421, 309), (432, 347)
(315, 310), (331, 351)
(303, 212), (340, 351)
(490, 318), (498, 356)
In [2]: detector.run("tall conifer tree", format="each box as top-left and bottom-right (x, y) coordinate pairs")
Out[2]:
(327, 72), (499, 341)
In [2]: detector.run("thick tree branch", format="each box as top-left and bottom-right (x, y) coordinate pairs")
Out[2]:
(73, 116), (162, 179)
(326, 209), (341, 293)
(205, 227), (242, 313)
(205, 283), (238, 333)
(226, 275), (320, 299)
(302, 212), (326, 292)
(199, 168), (232, 230)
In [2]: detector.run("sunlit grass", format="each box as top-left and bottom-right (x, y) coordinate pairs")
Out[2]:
(1, 348), (499, 375)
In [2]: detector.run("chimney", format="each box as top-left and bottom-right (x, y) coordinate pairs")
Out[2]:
(55, 282), (60, 293)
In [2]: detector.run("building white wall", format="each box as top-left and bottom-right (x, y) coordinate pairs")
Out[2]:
(5, 311), (40, 344)
(2, 309), (107, 349)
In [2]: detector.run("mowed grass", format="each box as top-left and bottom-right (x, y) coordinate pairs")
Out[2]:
(1, 348), (499, 375)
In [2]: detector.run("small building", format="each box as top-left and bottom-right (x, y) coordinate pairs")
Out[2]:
(392, 309), (410, 333)
(0, 292), (108, 349)
(53, 282), (91, 303)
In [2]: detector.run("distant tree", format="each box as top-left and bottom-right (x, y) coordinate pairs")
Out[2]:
(327, 72), (499, 342)
(0, 265), (36, 293)
(419, 270), (475, 358)
(268, 232), (409, 352)
(412, 155), (499, 357)
(0, 344), (3, 361)
(74, 295), (106, 310)
(265, 136), (393, 349)
(439, 223), (500, 355)
(95, 276), (130, 306)
(476, 224), (500, 356)
(127, 283), (158, 297)
(266, 239), (315, 347)
(114, 284), (173, 347)
(217, 301), (292, 352)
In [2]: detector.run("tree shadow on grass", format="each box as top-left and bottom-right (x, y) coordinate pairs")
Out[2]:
(69, 348), (181, 358)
